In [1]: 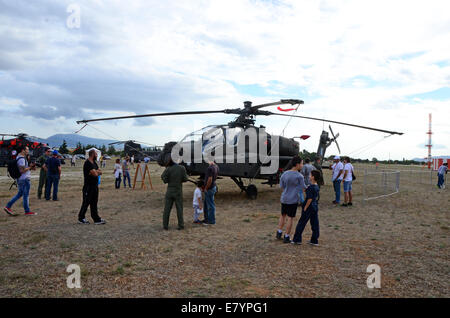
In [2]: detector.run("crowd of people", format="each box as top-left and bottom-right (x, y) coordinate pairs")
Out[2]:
(2, 147), (448, 244)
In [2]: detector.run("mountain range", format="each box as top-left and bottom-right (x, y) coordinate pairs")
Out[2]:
(36, 134), (121, 149)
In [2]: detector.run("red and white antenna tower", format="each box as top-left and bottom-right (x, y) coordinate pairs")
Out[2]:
(426, 113), (432, 169)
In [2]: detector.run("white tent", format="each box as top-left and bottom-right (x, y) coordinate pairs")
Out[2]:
(85, 147), (101, 161)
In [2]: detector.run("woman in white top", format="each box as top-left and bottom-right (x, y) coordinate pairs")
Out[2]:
(113, 159), (122, 189)
(342, 157), (354, 206)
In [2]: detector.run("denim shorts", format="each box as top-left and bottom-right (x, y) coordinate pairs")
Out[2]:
(343, 181), (352, 192)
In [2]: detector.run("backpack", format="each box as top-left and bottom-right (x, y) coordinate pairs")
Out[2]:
(7, 158), (22, 179)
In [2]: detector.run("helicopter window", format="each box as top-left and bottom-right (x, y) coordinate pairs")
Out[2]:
(202, 127), (224, 152)
(225, 127), (242, 146)
(180, 125), (217, 143)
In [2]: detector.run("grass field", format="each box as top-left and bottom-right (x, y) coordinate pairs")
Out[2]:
(0, 161), (448, 297)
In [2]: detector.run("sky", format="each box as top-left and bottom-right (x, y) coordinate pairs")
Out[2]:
(0, 0), (449, 160)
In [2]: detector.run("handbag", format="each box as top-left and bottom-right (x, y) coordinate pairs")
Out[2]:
(352, 167), (356, 181)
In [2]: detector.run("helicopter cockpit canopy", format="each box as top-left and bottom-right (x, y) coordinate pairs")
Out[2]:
(180, 125), (246, 148)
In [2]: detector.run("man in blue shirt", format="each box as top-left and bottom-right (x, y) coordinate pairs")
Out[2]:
(44, 150), (61, 201)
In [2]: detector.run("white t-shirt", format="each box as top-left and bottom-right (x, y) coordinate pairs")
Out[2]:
(332, 161), (344, 181)
(17, 155), (31, 181)
(344, 163), (354, 182)
(114, 163), (122, 178)
(193, 188), (202, 206)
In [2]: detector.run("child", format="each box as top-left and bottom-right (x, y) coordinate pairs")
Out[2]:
(193, 180), (204, 224)
(113, 159), (122, 189)
(292, 170), (321, 246)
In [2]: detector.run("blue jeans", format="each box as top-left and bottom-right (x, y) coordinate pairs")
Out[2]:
(333, 179), (342, 203)
(46, 174), (60, 200)
(437, 174), (445, 188)
(7, 179), (31, 213)
(203, 186), (217, 224)
(123, 171), (131, 188)
(293, 207), (320, 244)
(343, 181), (352, 193)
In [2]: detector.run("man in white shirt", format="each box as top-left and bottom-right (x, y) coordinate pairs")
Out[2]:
(437, 163), (448, 189)
(330, 155), (344, 204)
(342, 157), (354, 206)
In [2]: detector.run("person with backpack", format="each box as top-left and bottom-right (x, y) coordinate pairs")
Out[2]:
(4, 146), (37, 216)
(44, 150), (62, 201)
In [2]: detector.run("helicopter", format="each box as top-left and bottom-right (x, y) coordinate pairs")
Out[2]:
(77, 99), (403, 199)
(108, 140), (163, 163)
(0, 133), (49, 167)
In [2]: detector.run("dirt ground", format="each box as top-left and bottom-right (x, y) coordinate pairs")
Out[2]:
(0, 161), (448, 298)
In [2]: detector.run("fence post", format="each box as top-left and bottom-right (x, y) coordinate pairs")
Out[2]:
(430, 170), (433, 188)
(363, 169), (367, 205)
(396, 171), (400, 192)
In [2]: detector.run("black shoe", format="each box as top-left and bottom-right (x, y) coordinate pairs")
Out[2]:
(283, 235), (291, 243)
(332, 200), (338, 204)
(341, 203), (348, 207)
(276, 231), (282, 240)
(348, 202), (353, 206)
(308, 241), (319, 246)
(78, 219), (90, 224)
(163, 226), (169, 230)
(94, 219), (106, 225)
(177, 226), (184, 230)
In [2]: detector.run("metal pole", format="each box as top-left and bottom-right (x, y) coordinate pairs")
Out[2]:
(363, 169), (367, 204)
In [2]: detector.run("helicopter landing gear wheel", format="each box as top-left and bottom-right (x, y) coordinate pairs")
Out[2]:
(245, 184), (258, 200)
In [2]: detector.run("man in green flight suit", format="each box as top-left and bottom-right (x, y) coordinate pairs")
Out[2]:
(161, 158), (188, 230)
(37, 148), (52, 199)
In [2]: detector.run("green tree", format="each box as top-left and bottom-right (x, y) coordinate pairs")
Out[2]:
(73, 142), (84, 155)
(59, 140), (69, 154)
(107, 145), (116, 155)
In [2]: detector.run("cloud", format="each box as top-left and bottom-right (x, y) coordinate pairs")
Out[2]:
(134, 117), (156, 127)
(0, 0), (449, 160)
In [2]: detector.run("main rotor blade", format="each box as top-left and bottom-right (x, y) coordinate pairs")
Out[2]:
(251, 99), (304, 110)
(268, 112), (404, 135)
(77, 110), (227, 124)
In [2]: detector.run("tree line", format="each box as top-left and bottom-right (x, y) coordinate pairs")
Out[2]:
(58, 140), (124, 156)
(299, 149), (423, 165)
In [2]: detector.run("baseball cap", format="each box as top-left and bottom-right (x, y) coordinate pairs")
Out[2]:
(52, 150), (59, 155)
(334, 155), (340, 160)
